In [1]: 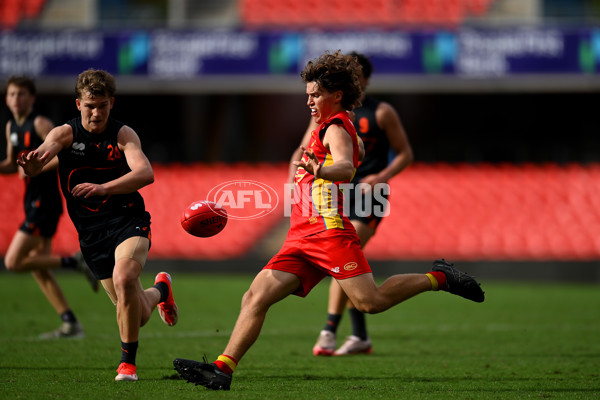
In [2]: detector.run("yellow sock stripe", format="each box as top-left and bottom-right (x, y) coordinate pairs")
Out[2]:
(426, 273), (438, 291)
(218, 355), (237, 372)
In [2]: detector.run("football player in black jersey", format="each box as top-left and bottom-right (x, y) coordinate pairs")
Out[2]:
(290, 53), (414, 356)
(1, 76), (98, 339)
(18, 69), (178, 381)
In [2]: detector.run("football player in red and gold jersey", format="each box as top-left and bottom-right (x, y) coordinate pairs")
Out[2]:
(173, 50), (484, 391)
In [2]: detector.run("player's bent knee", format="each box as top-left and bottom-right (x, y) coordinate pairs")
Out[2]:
(352, 299), (384, 314)
(112, 272), (138, 293)
(354, 304), (376, 314)
(240, 288), (272, 314)
(241, 288), (258, 309)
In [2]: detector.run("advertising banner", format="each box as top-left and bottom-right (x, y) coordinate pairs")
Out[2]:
(0, 28), (598, 79)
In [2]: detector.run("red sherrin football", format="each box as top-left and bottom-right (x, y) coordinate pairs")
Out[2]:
(181, 200), (228, 238)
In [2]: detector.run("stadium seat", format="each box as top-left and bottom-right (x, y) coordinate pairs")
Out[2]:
(466, 0), (493, 16)
(0, 0), (20, 29)
(240, 0), (497, 28)
(0, 0), (45, 29)
(363, 162), (600, 261)
(23, 0), (46, 18)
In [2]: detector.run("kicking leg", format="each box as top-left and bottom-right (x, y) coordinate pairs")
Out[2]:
(174, 269), (301, 390)
(338, 259), (485, 314)
(338, 272), (432, 314)
(223, 269), (301, 361)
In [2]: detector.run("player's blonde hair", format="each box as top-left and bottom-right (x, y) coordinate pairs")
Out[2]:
(75, 69), (116, 99)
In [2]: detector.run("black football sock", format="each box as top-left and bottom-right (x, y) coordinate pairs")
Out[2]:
(323, 313), (342, 334)
(348, 308), (368, 340)
(60, 310), (77, 323)
(120, 341), (138, 365)
(153, 282), (169, 303)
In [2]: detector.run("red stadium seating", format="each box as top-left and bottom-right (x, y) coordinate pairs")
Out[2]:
(0, 0), (20, 29)
(240, 0), (497, 28)
(364, 163), (600, 261)
(0, 0), (46, 29)
(24, 0), (46, 18)
(2, 162), (600, 261)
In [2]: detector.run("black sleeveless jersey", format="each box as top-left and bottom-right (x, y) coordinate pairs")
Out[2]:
(352, 96), (390, 183)
(9, 112), (62, 212)
(57, 117), (147, 234)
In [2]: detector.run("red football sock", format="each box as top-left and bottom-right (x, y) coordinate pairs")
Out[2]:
(215, 354), (238, 374)
(426, 271), (446, 291)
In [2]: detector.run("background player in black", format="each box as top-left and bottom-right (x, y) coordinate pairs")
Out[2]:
(1, 76), (98, 339)
(290, 53), (414, 356)
(18, 69), (178, 382)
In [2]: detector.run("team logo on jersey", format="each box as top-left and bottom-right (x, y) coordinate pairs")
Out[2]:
(343, 262), (358, 271)
(71, 142), (86, 156)
(10, 132), (18, 147)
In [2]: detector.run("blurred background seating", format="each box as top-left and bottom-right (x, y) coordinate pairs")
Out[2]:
(2, 162), (599, 261)
(4, 0), (600, 30)
(1, 0), (600, 269)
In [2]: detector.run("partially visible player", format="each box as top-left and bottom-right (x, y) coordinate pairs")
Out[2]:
(290, 52), (414, 356)
(173, 50), (484, 391)
(1, 75), (98, 339)
(17, 69), (178, 381)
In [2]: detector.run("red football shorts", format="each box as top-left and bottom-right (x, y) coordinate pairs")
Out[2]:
(264, 229), (372, 297)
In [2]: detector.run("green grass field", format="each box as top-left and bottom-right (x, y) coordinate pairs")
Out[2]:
(0, 270), (598, 399)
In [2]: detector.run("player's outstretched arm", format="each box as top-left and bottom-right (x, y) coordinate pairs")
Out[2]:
(34, 115), (59, 174)
(17, 124), (72, 177)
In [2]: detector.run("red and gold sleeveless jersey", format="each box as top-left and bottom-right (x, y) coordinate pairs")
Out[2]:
(288, 111), (360, 239)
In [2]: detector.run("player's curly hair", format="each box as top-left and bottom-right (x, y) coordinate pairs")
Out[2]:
(301, 50), (362, 111)
(75, 68), (116, 99)
(6, 75), (36, 95)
